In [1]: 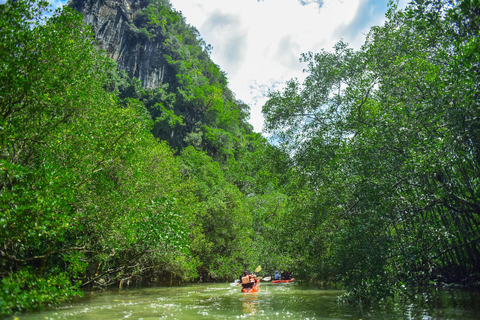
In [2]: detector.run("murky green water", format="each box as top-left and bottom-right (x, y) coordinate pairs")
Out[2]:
(11, 282), (480, 319)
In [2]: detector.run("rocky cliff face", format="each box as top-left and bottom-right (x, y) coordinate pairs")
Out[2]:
(70, 0), (167, 89)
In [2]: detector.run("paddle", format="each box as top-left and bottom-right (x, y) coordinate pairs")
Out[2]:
(254, 266), (262, 282)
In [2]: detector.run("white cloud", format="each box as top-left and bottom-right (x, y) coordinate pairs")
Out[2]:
(170, 0), (403, 133)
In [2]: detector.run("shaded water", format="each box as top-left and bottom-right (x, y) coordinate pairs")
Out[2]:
(12, 282), (480, 319)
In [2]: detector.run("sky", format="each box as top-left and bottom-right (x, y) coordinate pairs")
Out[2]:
(168, 0), (409, 133)
(2, 0), (408, 133)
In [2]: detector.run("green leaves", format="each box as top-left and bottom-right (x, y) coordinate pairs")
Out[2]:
(0, 1), (197, 314)
(0, 267), (82, 316)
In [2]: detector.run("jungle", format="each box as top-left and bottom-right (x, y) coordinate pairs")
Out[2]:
(0, 0), (479, 315)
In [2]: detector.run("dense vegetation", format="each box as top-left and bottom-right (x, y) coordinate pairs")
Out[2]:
(0, 0), (479, 316)
(0, 0), (287, 315)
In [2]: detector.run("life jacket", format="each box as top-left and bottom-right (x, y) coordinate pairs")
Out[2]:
(241, 275), (251, 284)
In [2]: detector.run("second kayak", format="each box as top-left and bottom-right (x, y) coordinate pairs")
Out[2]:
(271, 278), (295, 283)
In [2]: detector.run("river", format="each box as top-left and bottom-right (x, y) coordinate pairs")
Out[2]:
(11, 282), (480, 319)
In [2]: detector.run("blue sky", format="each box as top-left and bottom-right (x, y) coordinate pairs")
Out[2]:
(4, 0), (408, 132)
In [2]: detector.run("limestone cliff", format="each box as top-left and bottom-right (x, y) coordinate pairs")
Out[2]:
(70, 0), (167, 89)
(69, 0), (253, 152)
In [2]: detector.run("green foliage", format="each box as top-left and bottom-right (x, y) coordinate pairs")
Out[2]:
(0, 0), (195, 315)
(0, 267), (81, 316)
(178, 146), (253, 280)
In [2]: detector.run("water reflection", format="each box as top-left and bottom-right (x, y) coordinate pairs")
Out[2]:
(241, 292), (259, 315)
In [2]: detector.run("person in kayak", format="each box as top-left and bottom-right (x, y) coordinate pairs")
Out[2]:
(240, 271), (256, 289)
(274, 270), (281, 280)
(283, 271), (292, 280)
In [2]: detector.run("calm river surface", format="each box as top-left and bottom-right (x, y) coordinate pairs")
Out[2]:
(12, 282), (480, 320)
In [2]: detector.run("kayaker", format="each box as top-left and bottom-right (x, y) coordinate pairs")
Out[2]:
(274, 270), (281, 280)
(240, 271), (254, 289)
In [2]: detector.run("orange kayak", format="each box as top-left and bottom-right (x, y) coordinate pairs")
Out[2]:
(271, 278), (295, 283)
(241, 279), (260, 293)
